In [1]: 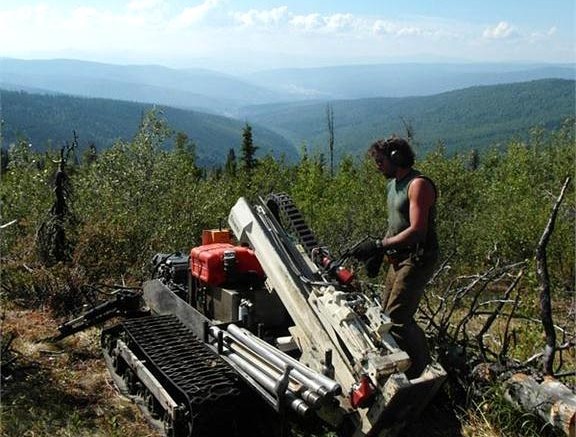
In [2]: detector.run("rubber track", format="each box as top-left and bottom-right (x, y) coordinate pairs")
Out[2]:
(266, 193), (320, 256)
(117, 314), (242, 436)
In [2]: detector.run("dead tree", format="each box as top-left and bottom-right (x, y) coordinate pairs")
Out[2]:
(418, 177), (575, 435)
(536, 176), (571, 376)
(36, 136), (78, 265)
(326, 104), (335, 178)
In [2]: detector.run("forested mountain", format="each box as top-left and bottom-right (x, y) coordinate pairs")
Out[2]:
(240, 78), (576, 157)
(0, 90), (297, 166)
(2, 58), (574, 116)
(2, 78), (573, 165)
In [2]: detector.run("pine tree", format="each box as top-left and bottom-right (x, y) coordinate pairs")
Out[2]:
(225, 148), (237, 177)
(240, 123), (258, 171)
(82, 143), (98, 165)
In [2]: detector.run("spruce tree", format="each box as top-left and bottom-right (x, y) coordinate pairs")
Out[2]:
(225, 148), (237, 177)
(240, 123), (258, 172)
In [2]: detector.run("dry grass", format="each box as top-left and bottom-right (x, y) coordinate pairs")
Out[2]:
(0, 304), (570, 437)
(0, 307), (160, 437)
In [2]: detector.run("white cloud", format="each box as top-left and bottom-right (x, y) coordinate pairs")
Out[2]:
(528, 25), (559, 43)
(232, 6), (288, 28)
(323, 13), (358, 33)
(69, 6), (101, 25)
(482, 21), (518, 39)
(372, 20), (396, 36)
(168, 0), (221, 30)
(372, 20), (429, 38)
(289, 13), (323, 32)
(0, 3), (49, 26)
(0, 3), (569, 66)
(289, 12), (361, 34)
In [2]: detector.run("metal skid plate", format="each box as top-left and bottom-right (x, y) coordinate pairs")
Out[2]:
(359, 363), (448, 437)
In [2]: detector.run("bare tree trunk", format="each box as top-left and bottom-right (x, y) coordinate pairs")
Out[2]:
(326, 104), (334, 178)
(535, 176), (571, 375)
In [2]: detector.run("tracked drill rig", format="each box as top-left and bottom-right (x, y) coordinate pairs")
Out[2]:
(56, 193), (446, 437)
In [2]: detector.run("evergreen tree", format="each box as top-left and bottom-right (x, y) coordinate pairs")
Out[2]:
(82, 143), (98, 165)
(174, 131), (199, 176)
(326, 104), (335, 177)
(240, 123), (258, 171)
(0, 147), (9, 174)
(225, 148), (237, 177)
(467, 148), (480, 170)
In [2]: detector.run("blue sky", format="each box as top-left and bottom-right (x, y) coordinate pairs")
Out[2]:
(1, 0), (574, 71)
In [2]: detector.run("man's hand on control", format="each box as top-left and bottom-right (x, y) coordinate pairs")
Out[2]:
(350, 238), (384, 261)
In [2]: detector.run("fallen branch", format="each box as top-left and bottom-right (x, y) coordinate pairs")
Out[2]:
(476, 268), (524, 361)
(0, 219), (17, 230)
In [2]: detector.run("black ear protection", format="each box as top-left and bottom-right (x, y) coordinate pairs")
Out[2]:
(388, 148), (407, 167)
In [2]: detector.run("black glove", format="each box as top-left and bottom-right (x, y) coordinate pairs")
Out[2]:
(364, 251), (384, 278)
(350, 238), (383, 261)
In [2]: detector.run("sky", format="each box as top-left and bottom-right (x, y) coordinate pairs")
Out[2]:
(1, 0), (574, 72)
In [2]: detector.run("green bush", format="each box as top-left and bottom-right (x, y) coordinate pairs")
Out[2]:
(1, 113), (573, 305)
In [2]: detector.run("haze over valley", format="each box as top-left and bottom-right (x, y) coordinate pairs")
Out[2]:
(2, 58), (574, 166)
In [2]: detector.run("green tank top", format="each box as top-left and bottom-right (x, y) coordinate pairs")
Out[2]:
(386, 169), (439, 252)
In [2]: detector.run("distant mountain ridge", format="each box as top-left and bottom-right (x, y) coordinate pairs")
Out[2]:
(0, 90), (297, 166)
(1, 58), (574, 116)
(0, 58), (291, 115)
(239, 78), (575, 157)
(242, 63), (576, 99)
(2, 78), (573, 165)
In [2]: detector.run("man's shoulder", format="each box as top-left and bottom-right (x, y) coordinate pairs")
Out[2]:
(408, 172), (438, 198)
(408, 170), (434, 186)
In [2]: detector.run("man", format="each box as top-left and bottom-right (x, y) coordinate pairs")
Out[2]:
(351, 136), (439, 379)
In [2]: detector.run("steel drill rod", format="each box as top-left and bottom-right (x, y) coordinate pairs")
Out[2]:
(225, 325), (329, 391)
(227, 324), (341, 395)
(223, 343), (311, 417)
(226, 339), (304, 392)
(225, 337), (323, 407)
(210, 325), (322, 399)
(227, 333), (322, 394)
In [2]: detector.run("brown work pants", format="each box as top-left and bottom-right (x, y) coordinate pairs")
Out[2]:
(382, 253), (437, 379)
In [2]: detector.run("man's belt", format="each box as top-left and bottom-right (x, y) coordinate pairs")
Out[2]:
(384, 245), (425, 265)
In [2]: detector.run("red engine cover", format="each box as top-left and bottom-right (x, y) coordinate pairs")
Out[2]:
(190, 243), (264, 286)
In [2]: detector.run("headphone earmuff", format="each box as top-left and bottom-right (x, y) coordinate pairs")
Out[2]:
(389, 149), (404, 166)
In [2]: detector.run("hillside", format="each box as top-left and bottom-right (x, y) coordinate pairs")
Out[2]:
(0, 91), (298, 166)
(2, 79), (573, 165)
(239, 78), (576, 157)
(2, 58), (574, 116)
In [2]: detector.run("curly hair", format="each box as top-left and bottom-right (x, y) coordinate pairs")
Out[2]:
(368, 136), (415, 168)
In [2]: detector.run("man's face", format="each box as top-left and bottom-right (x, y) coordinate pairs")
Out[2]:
(374, 153), (396, 179)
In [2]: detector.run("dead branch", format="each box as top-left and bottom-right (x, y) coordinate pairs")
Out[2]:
(522, 337), (576, 368)
(0, 219), (17, 230)
(499, 287), (522, 363)
(476, 268), (524, 361)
